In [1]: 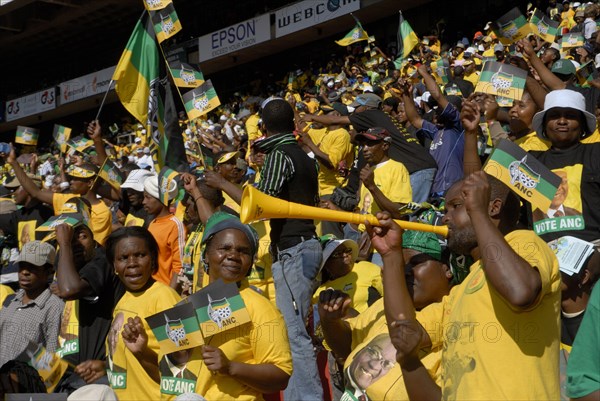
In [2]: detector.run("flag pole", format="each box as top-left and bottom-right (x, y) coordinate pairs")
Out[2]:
(94, 79), (114, 121)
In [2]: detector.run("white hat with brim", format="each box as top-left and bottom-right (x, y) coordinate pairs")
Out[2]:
(532, 89), (596, 139)
(121, 169), (155, 192)
(321, 239), (359, 270)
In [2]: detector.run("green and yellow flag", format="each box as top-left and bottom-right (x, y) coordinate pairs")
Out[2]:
(143, 0), (172, 11)
(397, 11), (419, 59)
(169, 61), (204, 88)
(36, 214), (82, 232)
(98, 158), (124, 191)
(112, 12), (159, 125)
(335, 15), (369, 47)
(529, 8), (559, 43)
(183, 80), (221, 120)
(150, 3), (182, 43)
(475, 61), (527, 101)
(66, 135), (94, 153)
(16, 341), (69, 393)
(561, 33), (584, 50)
(577, 60), (598, 86)
(484, 139), (562, 211)
(183, 279), (251, 338)
(146, 302), (204, 354)
(493, 7), (532, 45)
(15, 126), (39, 146)
(158, 166), (179, 205)
(53, 124), (71, 153)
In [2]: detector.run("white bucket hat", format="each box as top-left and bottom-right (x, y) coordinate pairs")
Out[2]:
(532, 89), (596, 139)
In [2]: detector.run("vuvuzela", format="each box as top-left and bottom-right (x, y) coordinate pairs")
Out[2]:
(240, 186), (448, 237)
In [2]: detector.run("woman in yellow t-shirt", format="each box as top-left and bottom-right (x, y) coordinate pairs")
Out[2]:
(75, 227), (181, 401)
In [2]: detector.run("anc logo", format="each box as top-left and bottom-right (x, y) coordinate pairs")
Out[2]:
(537, 20), (549, 35)
(491, 71), (513, 93)
(107, 168), (120, 183)
(568, 35), (579, 45)
(165, 314), (187, 346)
(207, 294), (232, 329)
(508, 156), (541, 189)
(499, 20), (518, 39)
(145, 0), (163, 7)
(193, 92), (209, 112)
(464, 267), (485, 294)
(180, 67), (197, 86)
(160, 13), (175, 34)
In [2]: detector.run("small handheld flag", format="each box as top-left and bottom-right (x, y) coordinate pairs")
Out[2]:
(16, 342), (69, 393)
(169, 61), (204, 88)
(65, 135), (94, 153)
(529, 8), (559, 43)
(484, 139), (561, 211)
(474, 61), (527, 101)
(98, 158), (124, 191)
(182, 80), (221, 120)
(150, 3), (182, 43)
(15, 126), (39, 146)
(335, 14), (369, 47)
(561, 33), (585, 50)
(143, 0), (172, 11)
(181, 279), (251, 338)
(146, 302), (204, 354)
(53, 125), (72, 153)
(493, 7), (532, 45)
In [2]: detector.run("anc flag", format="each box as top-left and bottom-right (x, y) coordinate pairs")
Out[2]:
(16, 341), (69, 393)
(431, 58), (450, 84)
(182, 279), (251, 338)
(475, 61), (527, 101)
(493, 7), (532, 45)
(169, 61), (204, 88)
(15, 126), (39, 146)
(66, 135), (94, 153)
(484, 139), (561, 211)
(98, 158), (124, 191)
(112, 13), (159, 126)
(36, 214), (82, 232)
(397, 11), (419, 59)
(561, 33), (584, 49)
(183, 80), (221, 120)
(146, 302), (204, 354)
(577, 60), (598, 87)
(150, 3), (182, 43)
(158, 166), (179, 205)
(529, 8), (559, 43)
(53, 124), (71, 153)
(335, 15), (369, 46)
(143, 0), (172, 11)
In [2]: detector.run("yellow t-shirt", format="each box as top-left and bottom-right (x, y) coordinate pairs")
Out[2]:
(313, 261), (382, 314)
(107, 282), (181, 401)
(310, 127), (354, 196)
(245, 114), (261, 143)
(417, 230), (561, 400)
(463, 71), (479, 86)
(0, 285), (14, 309)
(358, 159), (412, 216)
(52, 193), (112, 245)
(515, 132), (551, 152)
(160, 284), (293, 401)
(581, 129), (600, 143)
(344, 298), (442, 400)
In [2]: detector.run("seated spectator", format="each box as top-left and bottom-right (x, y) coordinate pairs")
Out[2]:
(0, 241), (63, 367)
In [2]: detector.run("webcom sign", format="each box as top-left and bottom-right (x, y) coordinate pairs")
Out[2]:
(275, 0), (360, 38)
(198, 14), (270, 62)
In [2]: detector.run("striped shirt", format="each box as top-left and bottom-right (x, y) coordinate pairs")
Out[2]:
(0, 288), (64, 366)
(256, 133), (298, 197)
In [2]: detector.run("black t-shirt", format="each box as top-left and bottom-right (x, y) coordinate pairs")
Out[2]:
(348, 109), (437, 173)
(561, 312), (585, 346)
(63, 247), (125, 365)
(0, 200), (53, 241)
(566, 83), (600, 115)
(530, 143), (600, 242)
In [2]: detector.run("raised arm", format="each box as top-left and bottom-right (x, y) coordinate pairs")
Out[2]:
(5, 146), (54, 205)
(301, 113), (351, 127)
(464, 172), (542, 308)
(518, 39), (566, 90)
(418, 64), (448, 109)
(318, 289), (353, 360)
(461, 99), (483, 176)
(54, 224), (93, 300)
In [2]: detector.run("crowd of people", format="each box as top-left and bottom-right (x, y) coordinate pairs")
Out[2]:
(0, 1), (600, 400)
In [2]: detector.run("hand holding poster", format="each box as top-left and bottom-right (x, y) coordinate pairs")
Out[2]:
(146, 302), (204, 354)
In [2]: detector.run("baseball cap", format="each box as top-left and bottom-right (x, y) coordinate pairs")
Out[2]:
(16, 240), (56, 267)
(121, 169), (155, 192)
(494, 43), (505, 53)
(551, 59), (576, 76)
(349, 93), (382, 109)
(355, 127), (391, 142)
(143, 147), (150, 154)
(134, 137), (142, 143)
